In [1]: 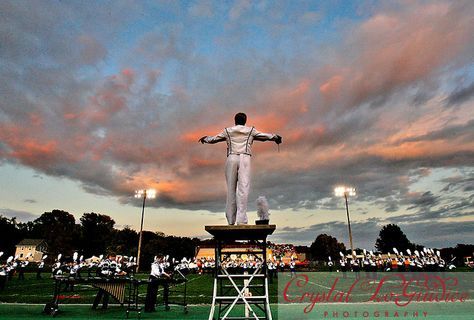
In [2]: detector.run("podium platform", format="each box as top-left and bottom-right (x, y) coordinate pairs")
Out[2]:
(205, 225), (276, 320)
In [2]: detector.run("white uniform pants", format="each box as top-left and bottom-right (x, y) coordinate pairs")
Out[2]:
(225, 154), (251, 225)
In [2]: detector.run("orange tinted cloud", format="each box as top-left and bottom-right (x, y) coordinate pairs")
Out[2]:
(10, 140), (57, 161)
(28, 113), (44, 127)
(320, 75), (343, 98)
(181, 123), (228, 143)
(0, 124), (67, 168)
(79, 69), (136, 124)
(320, 2), (473, 108)
(189, 157), (222, 169)
(364, 137), (474, 162)
(251, 113), (289, 133)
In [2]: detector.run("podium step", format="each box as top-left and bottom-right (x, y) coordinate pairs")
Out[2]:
(215, 295), (267, 300)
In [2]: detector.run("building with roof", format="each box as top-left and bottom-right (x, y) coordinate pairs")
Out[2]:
(14, 239), (47, 262)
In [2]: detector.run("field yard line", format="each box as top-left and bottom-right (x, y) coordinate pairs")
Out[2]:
(278, 274), (372, 297)
(147, 274), (203, 296)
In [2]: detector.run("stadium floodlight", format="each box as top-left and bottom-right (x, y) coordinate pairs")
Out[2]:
(334, 186), (356, 197)
(135, 189), (156, 271)
(135, 189), (157, 199)
(334, 186), (356, 257)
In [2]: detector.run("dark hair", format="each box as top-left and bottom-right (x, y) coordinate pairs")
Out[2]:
(234, 112), (247, 125)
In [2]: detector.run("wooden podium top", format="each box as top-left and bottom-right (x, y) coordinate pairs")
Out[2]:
(205, 224), (276, 240)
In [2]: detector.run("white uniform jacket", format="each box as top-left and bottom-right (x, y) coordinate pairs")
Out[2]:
(150, 262), (165, 278)
(204, 125), (276, 156)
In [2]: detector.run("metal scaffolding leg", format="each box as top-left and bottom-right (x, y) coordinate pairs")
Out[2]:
(206, 225), (276, 320)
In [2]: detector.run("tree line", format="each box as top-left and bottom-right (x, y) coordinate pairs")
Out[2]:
(0, 210), (199, 270)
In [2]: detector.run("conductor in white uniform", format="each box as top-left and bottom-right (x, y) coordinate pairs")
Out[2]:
(199, 113), (282, 225)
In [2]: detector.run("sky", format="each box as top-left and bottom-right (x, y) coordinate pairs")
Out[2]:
(1, 0), (473, 250)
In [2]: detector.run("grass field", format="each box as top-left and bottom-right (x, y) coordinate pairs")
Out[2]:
(0, 272), (279, 304)
(1, 272), (473, 319)
(0, 272), (280, 319)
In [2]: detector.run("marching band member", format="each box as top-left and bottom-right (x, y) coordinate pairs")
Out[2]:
(97, 253), (127, 277)
(36, 255), (47, 279)
(8, 256), (18, 281)
(0, 267), (6, 290)
(327, 256), (334, 272)
(390, 255), (398, 272)
(70, 252), (82, 280)
(92, 253), (126, 309)
(124, 256), (137, 276)
(279, 260), (285, 273)
(0, 253), (7, 290)
(267, 260), (275, 283)
(339, 252), (347, 278)
(289, 259), (296, 278)
(18, 260), (28, 280)
(351, 256), (360, 279)
(145, 255), (171, 313)
(363, 255), (370, 273)
(52, 254), (63, 276)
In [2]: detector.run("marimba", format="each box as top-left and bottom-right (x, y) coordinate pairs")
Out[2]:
(44, 273), (189, 317)
(43, 276), (132, 316)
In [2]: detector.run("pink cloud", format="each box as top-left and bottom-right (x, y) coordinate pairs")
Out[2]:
(0, 124), (60, 167)
(320, 1), (474, 108)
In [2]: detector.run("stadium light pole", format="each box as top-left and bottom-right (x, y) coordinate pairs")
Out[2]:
(335, 186), (356, 257)
(135, 189), (156, 272)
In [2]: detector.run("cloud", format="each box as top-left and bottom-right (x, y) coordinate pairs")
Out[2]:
(298, 11), (321, 24)
(399, 119), (474, 143)
(445, 82), (474, 107)
(0, 208), (39, 222)
(272, 219), (382, 249)
(397, 220), (474, 248)
(188, 0), (215, 18)
(229, 0), (252, 21)
(0, 0), (473, 246)
(406, 191), (440, 210)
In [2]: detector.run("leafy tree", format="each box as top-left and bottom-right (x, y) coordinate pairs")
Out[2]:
(109, 227), (139, 257)
(125, 231), (202, 271)
(0, 215), (24, 256)
(310, 234), (346, 261)
(441, 244), (474, 266)
(32, 210), (76, 256)
(16, 221), (39, 237)
(375, 224), (414, 253)
(80, 212), (115, 256)
(294, 245), (310, 256)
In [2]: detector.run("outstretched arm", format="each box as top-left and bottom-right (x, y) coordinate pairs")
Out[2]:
(253, 129), (282, 144)
(199, 130), (226, 144)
